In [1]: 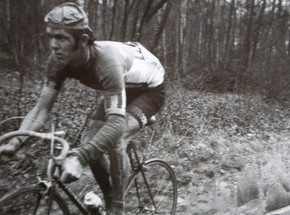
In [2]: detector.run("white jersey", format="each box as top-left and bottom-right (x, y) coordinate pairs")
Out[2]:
(123, 42), (165, 88)
(93, 41), (165, 88)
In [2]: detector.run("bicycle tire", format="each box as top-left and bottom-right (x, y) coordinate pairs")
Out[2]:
(125, 159), (178, 215)
(0, 185), (70, 215)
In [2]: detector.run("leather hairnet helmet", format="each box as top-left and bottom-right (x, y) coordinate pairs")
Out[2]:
(44, 2), (92, 32)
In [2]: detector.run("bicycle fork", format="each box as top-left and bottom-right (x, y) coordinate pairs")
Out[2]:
(36, 177), (57, 215)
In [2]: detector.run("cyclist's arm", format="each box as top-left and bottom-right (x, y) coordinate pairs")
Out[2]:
(73, 65), (126, 165)
(20, 55), (65, 132)
(17, 85), (60, 143)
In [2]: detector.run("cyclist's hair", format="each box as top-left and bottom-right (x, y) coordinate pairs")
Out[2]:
(67, 28), (95, 46)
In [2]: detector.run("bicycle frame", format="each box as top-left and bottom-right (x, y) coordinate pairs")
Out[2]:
(31, 175), (90, 214)
(41, 141), (155, 215)
(54, 177), (89, 214)
(0, 130), (177, 214)
(33, 141), (158, 215)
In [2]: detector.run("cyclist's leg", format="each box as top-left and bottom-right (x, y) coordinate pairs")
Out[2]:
(108, 113), (140, 214)
(109, 84), (165, 213)
(88, 154), (113, 207)
(80, 98), (145, 213)
(80, 101), (114, 209)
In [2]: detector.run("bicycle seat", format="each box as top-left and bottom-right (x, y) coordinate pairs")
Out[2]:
(146, 116), (156, 126)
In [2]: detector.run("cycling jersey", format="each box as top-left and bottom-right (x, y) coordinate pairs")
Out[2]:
(46, 41), (165, 117)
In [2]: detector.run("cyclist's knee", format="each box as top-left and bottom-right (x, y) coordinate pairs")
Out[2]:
(124, 113), (141, 137)
(109, 114), (139, 149)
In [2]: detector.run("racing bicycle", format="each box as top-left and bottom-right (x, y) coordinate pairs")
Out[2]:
(0, 123), (177, 214)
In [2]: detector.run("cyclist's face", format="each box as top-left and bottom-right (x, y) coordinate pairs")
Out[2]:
(46, 27), (76, 64)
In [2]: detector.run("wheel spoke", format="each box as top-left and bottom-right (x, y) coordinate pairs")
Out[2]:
(0, 186), (69, 215)
(125, 159), (177, 215)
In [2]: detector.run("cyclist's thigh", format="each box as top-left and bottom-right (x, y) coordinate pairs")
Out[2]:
(127, 84), (165, 128)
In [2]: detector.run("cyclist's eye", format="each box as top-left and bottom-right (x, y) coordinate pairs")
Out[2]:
(46, 34), (53, 39)
(55, 35), (63, 40)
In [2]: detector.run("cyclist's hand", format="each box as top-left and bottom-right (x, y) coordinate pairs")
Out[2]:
(0, 138), (21, 159)
(60, 155), (83, 183)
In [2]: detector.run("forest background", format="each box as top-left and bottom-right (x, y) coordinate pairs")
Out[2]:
(1, 0), (290, 214)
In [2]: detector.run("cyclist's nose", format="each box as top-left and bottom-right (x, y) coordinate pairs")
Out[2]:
(50, 38), (60, 50)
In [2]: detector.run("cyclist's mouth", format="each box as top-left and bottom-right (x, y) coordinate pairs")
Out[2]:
(54, 53), (64, 59)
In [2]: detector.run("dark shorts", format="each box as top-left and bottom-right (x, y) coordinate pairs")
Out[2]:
(126, 83), (165, 127)
(90, 83), (165, 128)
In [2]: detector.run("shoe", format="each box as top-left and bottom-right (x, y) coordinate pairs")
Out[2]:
(83, 191), (104, 215)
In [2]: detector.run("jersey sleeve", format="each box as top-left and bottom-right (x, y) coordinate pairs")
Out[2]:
(72, 65), (127, 165)
(99, 64), (126, 117)
(45, 55), (67, 90)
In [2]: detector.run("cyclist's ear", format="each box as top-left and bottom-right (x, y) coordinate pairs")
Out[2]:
(80, 34), (89, 46)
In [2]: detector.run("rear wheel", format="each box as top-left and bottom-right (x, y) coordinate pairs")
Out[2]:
(0, 186), (69, 215)
(125, 159), (177, 214)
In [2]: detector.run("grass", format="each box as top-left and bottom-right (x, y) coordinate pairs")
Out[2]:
(139, 84), (290, 214)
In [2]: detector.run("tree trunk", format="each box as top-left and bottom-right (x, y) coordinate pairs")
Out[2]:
(224, 0), (235, 61)
(120, 0), (129, 41)
(152, 1), (171, 52)
(136, 0), (153, 41)
(101, 0), (107, 39)
(109, 0), (118, 40)
(131, 1), (141, 40)
(243, 0), (255, 68)
(252, 0), (266, 61)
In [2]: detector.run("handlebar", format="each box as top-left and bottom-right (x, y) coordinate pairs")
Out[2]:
(0, 130), (69, 161)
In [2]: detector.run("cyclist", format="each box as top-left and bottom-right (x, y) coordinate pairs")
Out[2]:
(0, 2), (165, 215)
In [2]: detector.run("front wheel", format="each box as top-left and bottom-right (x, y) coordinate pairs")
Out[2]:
(0, 185), (69, 215)
(125, 159), (177, 214)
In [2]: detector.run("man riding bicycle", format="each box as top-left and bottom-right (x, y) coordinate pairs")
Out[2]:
(0, 2), (165, 215)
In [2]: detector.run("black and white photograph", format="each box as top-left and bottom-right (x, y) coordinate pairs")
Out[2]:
(1, 0), (290, 214)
